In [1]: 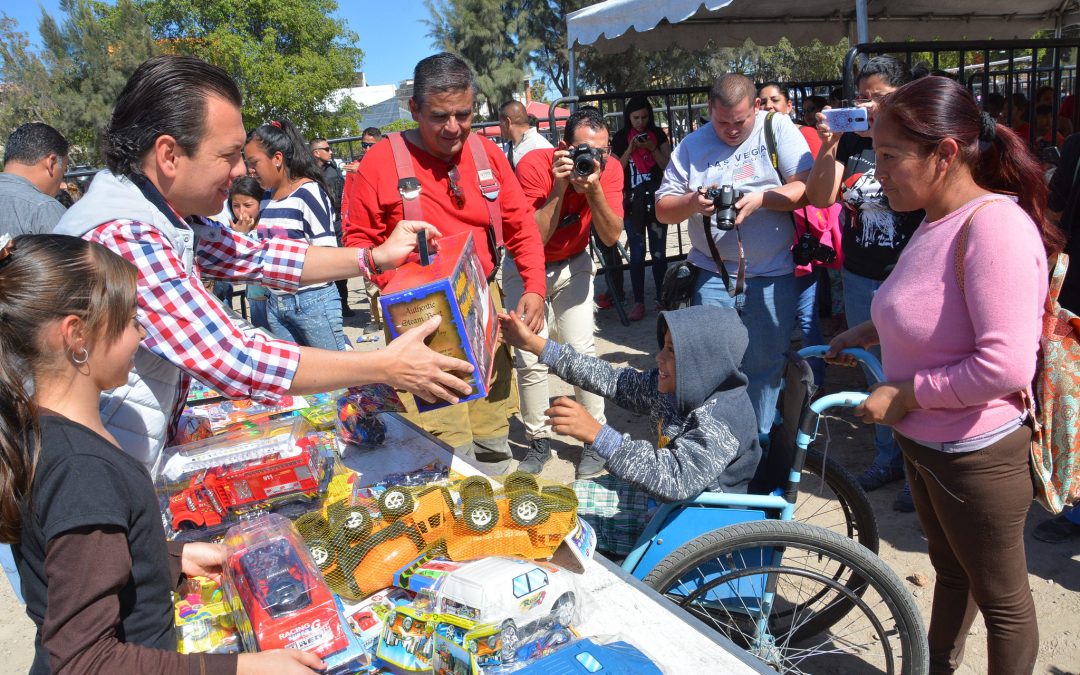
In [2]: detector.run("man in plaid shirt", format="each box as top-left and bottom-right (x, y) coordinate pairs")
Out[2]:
(55, 55), (473, 469)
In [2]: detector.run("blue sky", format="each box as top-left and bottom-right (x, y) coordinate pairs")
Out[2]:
(4, 1), (437, 86)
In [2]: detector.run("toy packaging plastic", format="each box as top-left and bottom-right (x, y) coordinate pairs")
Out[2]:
(153, 418), (338, 541)
(378, 232), (498, 411)
(336, 384), (404, 449)
(339, 586), (416, 652)
(508, 634), (665, 674)
(222, 514), (370, 673)
(173, 576), (239, 655)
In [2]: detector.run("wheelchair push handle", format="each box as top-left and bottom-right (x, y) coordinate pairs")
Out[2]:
(797, 391), (870, 448)
(796, 345), (884, 384)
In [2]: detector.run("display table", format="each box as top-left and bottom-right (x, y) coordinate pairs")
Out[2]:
(343, 413), (770, 674)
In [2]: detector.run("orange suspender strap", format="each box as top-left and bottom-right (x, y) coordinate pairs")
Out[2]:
(386, 132), (425, 222)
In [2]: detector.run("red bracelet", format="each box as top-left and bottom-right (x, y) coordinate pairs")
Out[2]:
(366, 247), (383, 275)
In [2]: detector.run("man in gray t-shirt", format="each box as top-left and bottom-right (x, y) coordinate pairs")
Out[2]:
(0, 122), (69, 237)
(657, 73), (812, 437)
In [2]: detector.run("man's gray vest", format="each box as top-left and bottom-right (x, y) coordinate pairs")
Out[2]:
(54, 170), (203, 470)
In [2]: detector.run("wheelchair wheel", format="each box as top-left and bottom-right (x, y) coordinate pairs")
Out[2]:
(797, 448), (879, 553)
(643, 520), (928, 675)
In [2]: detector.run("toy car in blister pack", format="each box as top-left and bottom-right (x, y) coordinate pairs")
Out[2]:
(154, 418), (338, 542)
(173, 576), (239, 655)
(430, 615), (506, 674)
(222, 514), (370, 672)
(292, 471), (581, 601)
(338, 586), (416, 652)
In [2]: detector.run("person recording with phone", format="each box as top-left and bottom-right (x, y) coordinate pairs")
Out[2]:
(610, 97), (672, 321)
(505, 106), (624, 479)
(804, 55), (924, 508)
(655, 73), (813, 441)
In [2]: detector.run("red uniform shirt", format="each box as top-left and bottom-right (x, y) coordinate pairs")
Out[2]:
(342, 133), (547, 296)
(514, 148), (624, 262)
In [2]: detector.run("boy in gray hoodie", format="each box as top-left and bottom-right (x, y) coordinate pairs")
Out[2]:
(499, 304), (762, 555)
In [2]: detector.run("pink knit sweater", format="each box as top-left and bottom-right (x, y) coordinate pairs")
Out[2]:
(872, 194), (1047, 443)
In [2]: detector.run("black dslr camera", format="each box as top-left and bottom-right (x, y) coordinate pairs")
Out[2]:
(792, 231), (837, 266)
(570, 144), (605, 177)
(704, 185), (743, 230)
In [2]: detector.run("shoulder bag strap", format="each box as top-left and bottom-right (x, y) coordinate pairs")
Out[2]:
(387, 132), (424, 222)
(954, 199), (1006, 295)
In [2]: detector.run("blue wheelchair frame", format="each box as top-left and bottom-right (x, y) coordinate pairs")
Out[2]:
(617, 347), (885, 637)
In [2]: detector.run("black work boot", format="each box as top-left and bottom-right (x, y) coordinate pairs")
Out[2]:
(576, 444), (607, 479)
(517, 438), (551, 474)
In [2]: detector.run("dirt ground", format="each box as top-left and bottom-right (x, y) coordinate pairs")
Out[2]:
(0, 272), (1077, 674)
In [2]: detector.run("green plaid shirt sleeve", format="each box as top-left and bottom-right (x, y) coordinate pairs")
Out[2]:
(572, 475), (657, 556)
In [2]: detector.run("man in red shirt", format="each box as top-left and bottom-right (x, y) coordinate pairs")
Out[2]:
(343, 53), (547, 473)
(504, 106), (624, 478)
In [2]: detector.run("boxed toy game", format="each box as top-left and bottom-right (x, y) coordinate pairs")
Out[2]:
(378, 232), (498, 411)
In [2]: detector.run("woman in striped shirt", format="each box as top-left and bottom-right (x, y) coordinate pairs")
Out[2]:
(244, 120), (349, 350)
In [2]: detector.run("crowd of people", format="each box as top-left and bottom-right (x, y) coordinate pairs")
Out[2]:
(0, 48), (1077, 675)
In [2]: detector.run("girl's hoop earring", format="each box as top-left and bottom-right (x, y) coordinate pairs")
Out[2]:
(72, 348), (89, 365)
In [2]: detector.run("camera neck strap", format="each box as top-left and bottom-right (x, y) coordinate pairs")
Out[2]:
(703, 216), (746, 297)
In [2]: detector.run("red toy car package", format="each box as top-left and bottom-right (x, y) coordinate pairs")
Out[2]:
(223, 514), (370, 672)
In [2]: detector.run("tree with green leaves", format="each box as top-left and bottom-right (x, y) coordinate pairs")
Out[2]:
(424, 0), (538, 120)
(0, 0), (160, 165)
(134, 0), (362, 136)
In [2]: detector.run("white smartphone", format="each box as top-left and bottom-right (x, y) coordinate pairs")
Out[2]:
(823, 107), (870, 133)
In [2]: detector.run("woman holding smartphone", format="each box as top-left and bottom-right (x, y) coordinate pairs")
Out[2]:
(805, 56), (924, 507)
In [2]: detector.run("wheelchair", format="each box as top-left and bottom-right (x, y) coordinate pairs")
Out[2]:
(616, 347), (929, 674)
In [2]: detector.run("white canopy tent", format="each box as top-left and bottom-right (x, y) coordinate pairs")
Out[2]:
(565, 0), (1080, 94)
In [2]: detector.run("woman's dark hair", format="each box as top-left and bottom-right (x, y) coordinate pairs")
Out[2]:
(413, 52), (475, 107)
(105, 55), (242, 179)
(621, 96), (662, 136)
(758, 82), (789, 101)
(857, 55), (914, 89)
(228, 176), (264, 220)
(247, 119), (328, 195)
(0, 235), (138, 543)
(877, 76), (1065, 254)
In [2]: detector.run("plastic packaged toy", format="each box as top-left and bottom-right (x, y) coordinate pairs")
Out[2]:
(431, 617), (507, 675)
(154, 418), (338, 541)
(222, 514), (370, 672)
(174, 576), (239, 654)
(336, 384), (405, 449)
(430, 557), (580, 654)
(379, 232), (499, 411)
(293, 472), (580, 600)
(509, 635), (664, 674)
(339, 587), (416, 652)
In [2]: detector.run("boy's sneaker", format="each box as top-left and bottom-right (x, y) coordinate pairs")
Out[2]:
(517, 438), (551, 474)
(893, 482), (915, 512)
(857, 464), (905, 492)
(628, 303), (646, 321)
(576, 444), (607, 479)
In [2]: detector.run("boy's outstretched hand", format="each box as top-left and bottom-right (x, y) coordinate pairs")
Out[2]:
(497, 310), (546, 355)
(546, 397), (601, 444)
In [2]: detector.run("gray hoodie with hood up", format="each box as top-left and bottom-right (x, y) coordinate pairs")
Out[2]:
(539, 305), (761, 500)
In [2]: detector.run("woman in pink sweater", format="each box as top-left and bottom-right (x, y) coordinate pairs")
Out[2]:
(827, 76), (1065, 675)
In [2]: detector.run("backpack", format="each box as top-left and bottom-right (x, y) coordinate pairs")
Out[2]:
(956, 201), (1080, 513)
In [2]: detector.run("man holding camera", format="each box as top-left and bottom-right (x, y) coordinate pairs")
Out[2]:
(656, 73), (813, 438)
(503, 106), (624, 477)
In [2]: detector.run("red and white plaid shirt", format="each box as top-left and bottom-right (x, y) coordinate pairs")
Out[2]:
(85, 219), (307, 431)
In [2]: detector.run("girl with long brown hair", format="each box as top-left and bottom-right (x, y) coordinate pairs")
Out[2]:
(0, 234), (321, 674)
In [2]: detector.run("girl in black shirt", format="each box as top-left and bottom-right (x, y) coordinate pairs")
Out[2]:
(0, 234), (322, 675)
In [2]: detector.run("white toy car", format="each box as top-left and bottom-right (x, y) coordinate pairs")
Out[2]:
(433, 557), (578, 652)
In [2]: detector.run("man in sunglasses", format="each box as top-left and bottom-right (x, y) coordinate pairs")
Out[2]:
(343, 52), (547, 474)
(311, 136), (352, 316)
(504, 106), (624, 478)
